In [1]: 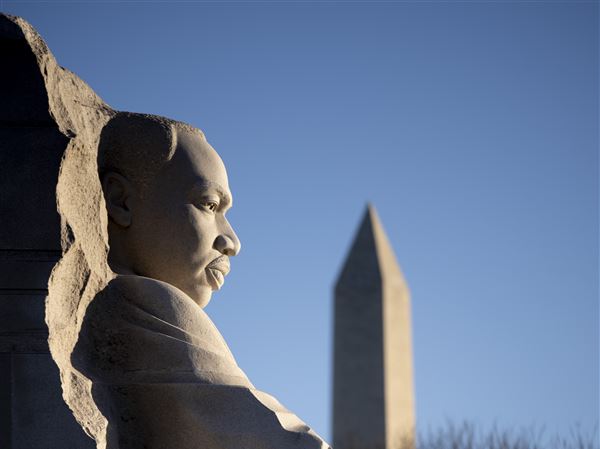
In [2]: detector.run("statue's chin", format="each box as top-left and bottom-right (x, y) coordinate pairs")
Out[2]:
(189, 286), (213, 308)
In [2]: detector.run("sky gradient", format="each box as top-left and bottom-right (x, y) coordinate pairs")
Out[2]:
(3, 0), (598, 442)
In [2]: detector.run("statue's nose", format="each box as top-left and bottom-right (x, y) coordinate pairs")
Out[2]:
(214, 223), (241, 257)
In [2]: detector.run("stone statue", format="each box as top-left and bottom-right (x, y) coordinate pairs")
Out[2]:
(59, 112), (329, 449)
(0, 11), (330, 449)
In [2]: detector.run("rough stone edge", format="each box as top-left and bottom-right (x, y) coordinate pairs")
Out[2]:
(1, 14), (115, 448)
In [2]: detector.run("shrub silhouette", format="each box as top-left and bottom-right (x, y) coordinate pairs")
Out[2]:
(337, 422), (598, 449)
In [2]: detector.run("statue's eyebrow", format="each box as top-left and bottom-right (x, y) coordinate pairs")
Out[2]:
(192, 180), (232, 208)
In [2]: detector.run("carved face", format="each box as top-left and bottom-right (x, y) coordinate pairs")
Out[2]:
(123, 129), (240, 307)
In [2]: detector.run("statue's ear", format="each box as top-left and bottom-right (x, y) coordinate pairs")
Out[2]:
(102, 172), (133, 228)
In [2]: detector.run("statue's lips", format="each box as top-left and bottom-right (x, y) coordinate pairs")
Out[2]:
(205, 257), (230, 290)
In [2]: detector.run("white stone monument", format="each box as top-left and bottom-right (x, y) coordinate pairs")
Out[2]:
(333, 205), (415, 449)
(0, 13), (329, 449)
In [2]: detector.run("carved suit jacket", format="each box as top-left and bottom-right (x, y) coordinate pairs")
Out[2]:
(72, 275), (329, 449)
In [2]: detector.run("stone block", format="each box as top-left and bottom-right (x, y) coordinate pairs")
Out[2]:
(0, 253), (58, 290)
(11, 353), (95, 449)
(0, 21), (55, 125)
(0, 293), (46, 332)
(0, 128), (66, 251)
(0, 354), (10, 449)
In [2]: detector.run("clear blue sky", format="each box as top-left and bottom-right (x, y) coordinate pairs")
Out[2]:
(4, 0), (597, 442)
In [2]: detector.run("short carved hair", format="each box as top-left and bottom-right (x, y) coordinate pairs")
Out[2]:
(97, 111), (202, 192)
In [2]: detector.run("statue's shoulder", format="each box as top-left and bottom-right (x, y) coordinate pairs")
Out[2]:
(97, 274), (205, 329)
(76, 275), (244, 385)
(98, 274), (239, 371)
(105, 274), (189, 303)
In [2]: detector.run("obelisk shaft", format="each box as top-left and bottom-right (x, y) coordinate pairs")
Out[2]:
(333, 205), (414, 449)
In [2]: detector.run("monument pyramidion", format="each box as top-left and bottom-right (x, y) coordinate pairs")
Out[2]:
(333, 204), (415, 449)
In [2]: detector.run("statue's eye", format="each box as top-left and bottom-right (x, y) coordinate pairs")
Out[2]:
(203, 201), (219, 212)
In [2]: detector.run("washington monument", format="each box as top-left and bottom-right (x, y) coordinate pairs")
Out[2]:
(333, 205), (415, 449)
